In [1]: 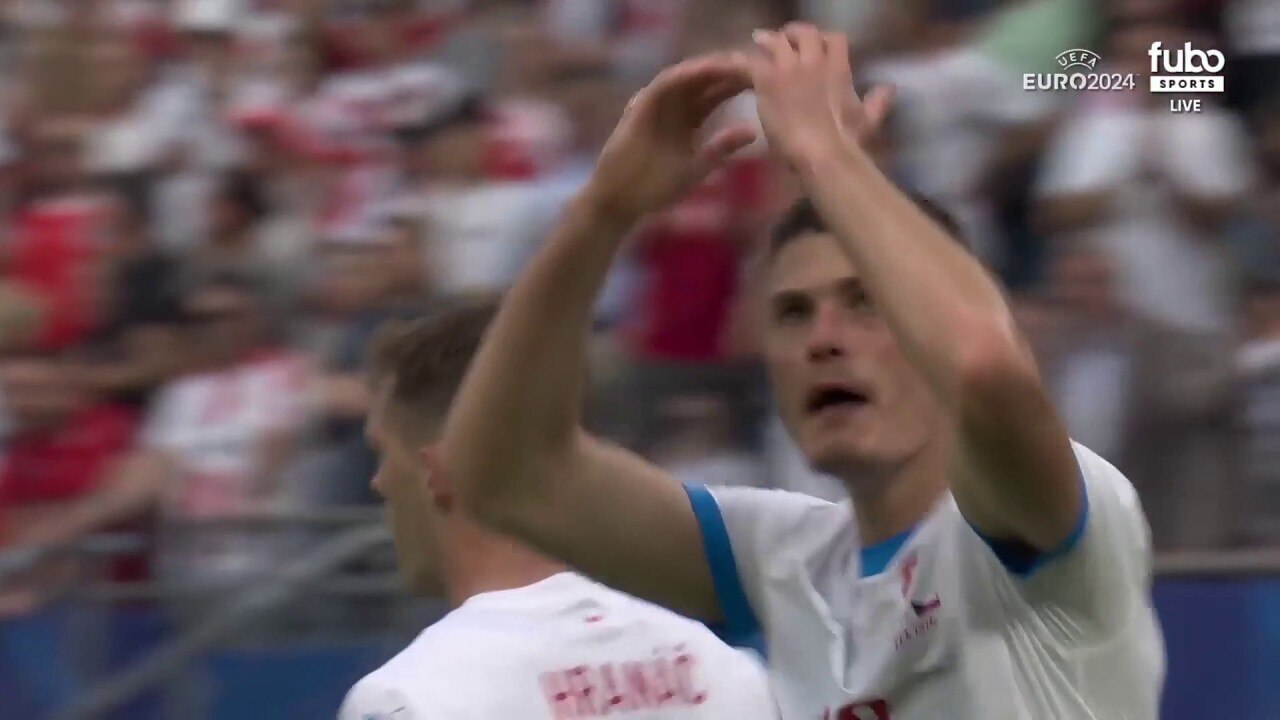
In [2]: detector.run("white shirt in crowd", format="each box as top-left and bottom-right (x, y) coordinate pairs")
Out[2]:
(1226, 0), (1280, 55)
(1239, 338), (1280, 541)
(142, 354), (310, 576)
(1053, 340), (1132, 462)
(1036, 99), (1254, 333)
(416, 182), (547, 297)
(686, 441), (1164, 719)
(341, 572), (778, 720)
(868, 48), (1057, 264)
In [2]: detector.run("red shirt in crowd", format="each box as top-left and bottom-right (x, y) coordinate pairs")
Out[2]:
(0, 403), (143, 589)
(9, 196), (112, 352)
(627, 157), (768, 363)
(0, 404), (139, 543)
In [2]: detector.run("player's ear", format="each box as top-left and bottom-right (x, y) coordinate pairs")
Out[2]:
(420, 443), (454, 510)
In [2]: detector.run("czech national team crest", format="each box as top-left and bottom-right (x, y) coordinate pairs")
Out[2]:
(899, 552), (940, 618)
(895, 551), (941, 650)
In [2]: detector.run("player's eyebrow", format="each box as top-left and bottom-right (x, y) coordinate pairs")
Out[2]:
(772, 275), (865, 304)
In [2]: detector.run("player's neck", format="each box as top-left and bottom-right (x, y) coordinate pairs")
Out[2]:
(844, 440), (951, 547)
(438, 520), (569, 608)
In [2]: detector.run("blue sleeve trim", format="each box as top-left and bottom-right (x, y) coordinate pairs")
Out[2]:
(971, 460), (1091, 578)
(683, 484), (767, 658)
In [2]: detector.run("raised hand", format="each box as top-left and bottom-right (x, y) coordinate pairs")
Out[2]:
(747, 23), (894, 170)
(584, 53), (757, 223)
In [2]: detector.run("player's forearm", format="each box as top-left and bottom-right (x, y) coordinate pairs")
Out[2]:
(443, 191), (635, 506)
(30, 453), (167, 546)
(796, 145), (1033, 411)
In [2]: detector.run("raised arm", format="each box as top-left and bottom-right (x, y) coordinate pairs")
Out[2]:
(748, 26), (1080, 552)
(440, 54), (755, 618)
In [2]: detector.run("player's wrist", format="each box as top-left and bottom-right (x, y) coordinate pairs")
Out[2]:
(793, 136), (876, 190)
(574, 182), (647, 232)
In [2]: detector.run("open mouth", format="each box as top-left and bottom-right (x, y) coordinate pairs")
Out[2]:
(806, 385), (870, 415)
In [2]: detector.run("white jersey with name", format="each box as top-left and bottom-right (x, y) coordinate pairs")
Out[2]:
(685, 441), (1165, 720)
(340, 572), (778, 720)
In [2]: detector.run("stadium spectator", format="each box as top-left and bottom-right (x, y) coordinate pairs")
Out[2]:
(1240, 272), (1280, 543)
(1234, 93), (1280, 270)
(0, 350), (140, 717)
(295, 220), (437, 507)
(0, 353), (139, 597)
(1042, 242), (1239, 549)
(1035, 20), (1255, 336)
(863, 0), (1059, 269)
(25, 274), (311, 625)
(9, 118), (115, 353)
(75, 175), (184, 406)
(184, 168), (309, 323)
(391, 72), (546, 300)
(1224, 0), (1280, 114)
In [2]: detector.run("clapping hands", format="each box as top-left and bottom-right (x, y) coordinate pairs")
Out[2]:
(584, 23), (893, 222)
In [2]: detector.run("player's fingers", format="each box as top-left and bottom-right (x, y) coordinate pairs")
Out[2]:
(741, 41), (773, 96)
(781, 22), (824, 66)
(751, 28), (779, 63)
(658, 53), (747, 104)
(862, 84), (896, 135)
(695, 123), (758, 173)
(635, 53), (741, 126)
(752, 29), (795, 70)
(823, 31), (853, 86)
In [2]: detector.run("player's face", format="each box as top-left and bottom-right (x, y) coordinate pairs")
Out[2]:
(366, 391), (444, 597)
(761, 232), (942, 478)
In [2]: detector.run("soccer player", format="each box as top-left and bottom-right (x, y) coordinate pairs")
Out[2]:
(339, 303), (777, 720)
(435, 26), (1165, 720)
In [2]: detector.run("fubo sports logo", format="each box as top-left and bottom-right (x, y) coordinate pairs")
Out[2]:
(1148, 41), (1225, 94)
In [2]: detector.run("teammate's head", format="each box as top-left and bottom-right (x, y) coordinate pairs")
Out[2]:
(756, 195), (965, 482)
(366, 298), (502, 595)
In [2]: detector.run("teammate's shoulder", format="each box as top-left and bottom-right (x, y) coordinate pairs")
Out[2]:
(373, 609), (515, 677)
(345, 614), (526, 712)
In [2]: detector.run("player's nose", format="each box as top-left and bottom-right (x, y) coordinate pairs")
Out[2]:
(805, 301), (848, 362)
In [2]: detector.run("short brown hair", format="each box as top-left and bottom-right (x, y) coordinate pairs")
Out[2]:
(766, 193), (967, 262)
(368, 296), (503, 418)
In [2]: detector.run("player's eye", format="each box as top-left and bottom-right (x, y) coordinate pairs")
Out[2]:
(839, 281), (874, 314)
(772, 295), (811, 324)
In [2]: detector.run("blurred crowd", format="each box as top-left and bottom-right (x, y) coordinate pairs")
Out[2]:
(0, 0), (1278, 646)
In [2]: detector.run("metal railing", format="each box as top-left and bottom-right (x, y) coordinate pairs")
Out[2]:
(1154, 547), (1280, 577)
(52, 522), (394, 720)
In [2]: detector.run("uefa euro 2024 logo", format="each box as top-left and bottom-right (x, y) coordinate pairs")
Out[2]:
(1022, 49), (1138, 93)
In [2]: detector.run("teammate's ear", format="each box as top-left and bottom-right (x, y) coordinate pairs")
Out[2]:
(420, 444), (454, 510)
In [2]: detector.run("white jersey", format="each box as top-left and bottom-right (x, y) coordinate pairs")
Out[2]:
(686, 442), (1164, 720)
(340, 572), (777, 720)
